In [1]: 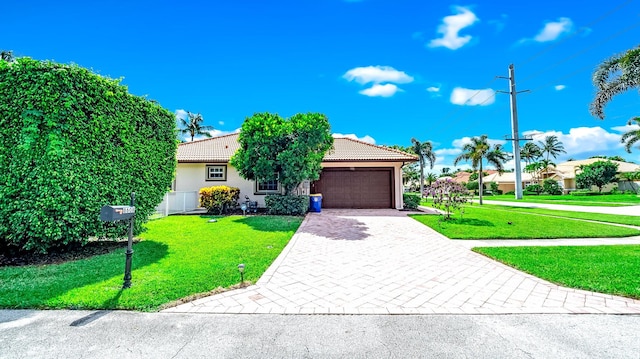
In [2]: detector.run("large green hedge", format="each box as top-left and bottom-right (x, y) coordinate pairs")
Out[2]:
(0, 57), (177, 253)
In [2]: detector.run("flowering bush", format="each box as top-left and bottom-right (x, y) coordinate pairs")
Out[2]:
(424, 179), (471, 220)
(199, 186), (240, 214)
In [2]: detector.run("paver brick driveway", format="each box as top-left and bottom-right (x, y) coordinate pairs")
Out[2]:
(164, 209), (640, 315)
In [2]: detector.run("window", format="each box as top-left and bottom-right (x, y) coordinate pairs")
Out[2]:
(256, 179), (280, 194)
(206, 165), (227, 181)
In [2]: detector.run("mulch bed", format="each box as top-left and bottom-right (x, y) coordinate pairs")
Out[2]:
(0, 240), (131, 267)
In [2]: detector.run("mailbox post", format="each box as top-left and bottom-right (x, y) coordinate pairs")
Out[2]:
(99, 192), (136, 289)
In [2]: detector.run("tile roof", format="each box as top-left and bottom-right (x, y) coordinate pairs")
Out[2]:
(177, 133), (417, 163)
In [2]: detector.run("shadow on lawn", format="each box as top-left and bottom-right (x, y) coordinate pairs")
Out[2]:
(1, 241), (168, 308)
(450, 218), (495, 227)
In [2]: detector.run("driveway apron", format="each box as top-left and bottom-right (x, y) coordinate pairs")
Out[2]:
(163, 209), (640, 315)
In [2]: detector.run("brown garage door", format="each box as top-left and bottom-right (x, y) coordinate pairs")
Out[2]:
(312, 168), (393, 208)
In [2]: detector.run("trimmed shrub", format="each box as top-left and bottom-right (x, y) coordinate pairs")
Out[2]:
(525, 184), (543, 195)
(542, 178), (563, 195)
(505, 191), (515, 195)
(199, 186), (240, 214)
(570, 190), (602, 196)
(265, 194), (309, 215)
(0, 57), (177, 254)
(403, 193), (421, 209)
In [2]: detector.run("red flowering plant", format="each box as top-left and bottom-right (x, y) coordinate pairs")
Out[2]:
(424, 178), (471, 220)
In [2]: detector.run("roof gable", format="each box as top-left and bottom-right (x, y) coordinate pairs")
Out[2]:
(177, 133), (417, 163)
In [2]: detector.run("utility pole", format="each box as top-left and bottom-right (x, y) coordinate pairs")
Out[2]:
(497, 64), (529, 200)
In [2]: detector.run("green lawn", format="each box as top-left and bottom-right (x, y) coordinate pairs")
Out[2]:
(409, 206), (640, 239)
(479, 204), (640, 226)
(485, 193), (640, 207)
(474, 245), (640, 299)
(0, 215), (302, 311)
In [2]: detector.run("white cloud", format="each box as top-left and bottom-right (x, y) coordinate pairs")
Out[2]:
(450, 87), (495, 106)
(218, 121), (225, 125)
(428, 6), (479, 50)
(343, 66), (414, 85)
(523, 17), (573, 43)
(426, 86), (441, 93)
(554, 85), (566, 91)
(175, 109), (188, 120)
(333, 133), (376, 144)
(359, 83), (400, 97)
(435, 148), (462, 156)
(611, 124), (640, 133)
(523, 127), (622, 157)
(451, 136), (506, 149)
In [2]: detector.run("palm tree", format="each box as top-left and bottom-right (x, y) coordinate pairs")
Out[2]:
(621, 117), (640, 153)
(411, 138), (436, 197)
(179, 112), (215, 142)
(520, 142), (542, 165)
(425, 173), (438, 186)
(538, 135), (566, 162)
(538, 159), (557, 179)
(0, 50), (14, 62)
(590, 46), (640, 120)
(453, 135), (509, 205)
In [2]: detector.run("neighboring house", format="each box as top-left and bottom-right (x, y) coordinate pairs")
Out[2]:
(175, 133), (417, 209)
(543, 159), (640, 193)
(481, 172), (533, 194)
(451, 170), (499, 184)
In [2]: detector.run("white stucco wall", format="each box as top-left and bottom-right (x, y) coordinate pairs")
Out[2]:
(176, 161), (408, 209)
(175, 163), (269, 207)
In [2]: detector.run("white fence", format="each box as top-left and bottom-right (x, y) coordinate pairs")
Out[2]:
(155, 191), (199, 217)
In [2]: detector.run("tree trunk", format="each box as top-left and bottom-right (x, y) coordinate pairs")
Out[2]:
(478, 163), (484, 205)
(419, 163), (424, 198)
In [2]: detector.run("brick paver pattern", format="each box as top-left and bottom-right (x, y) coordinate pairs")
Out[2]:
(163, 209), (640, 315)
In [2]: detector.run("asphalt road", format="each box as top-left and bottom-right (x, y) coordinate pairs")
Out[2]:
(2, 310), (640, 358)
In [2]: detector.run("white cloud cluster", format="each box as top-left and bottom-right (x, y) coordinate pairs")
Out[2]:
(175, 109), (188, 121)
(428, 6), (479, 50)
(450, 87), (495, 106)
(534, 17), (573, 42)
(333, 133), (376, 144)
(524, 127), (622, 157)
(343, 65), (414, 97)
(554, 85), (566, 91)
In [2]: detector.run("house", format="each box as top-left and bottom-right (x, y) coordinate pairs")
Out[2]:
(175, 133), (417, 209)
(450, 170), (499, 184)
(543, 159), (640, 193)
(481, 172), (534, 193)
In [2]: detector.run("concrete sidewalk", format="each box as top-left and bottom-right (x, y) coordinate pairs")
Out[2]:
(163, 209), (640, 315)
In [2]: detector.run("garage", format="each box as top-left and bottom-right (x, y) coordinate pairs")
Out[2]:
(311, 167), (393, 208)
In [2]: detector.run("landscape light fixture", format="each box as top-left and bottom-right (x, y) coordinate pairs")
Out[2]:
(240, 203), (247, 216)
(238, 263), (245, 283)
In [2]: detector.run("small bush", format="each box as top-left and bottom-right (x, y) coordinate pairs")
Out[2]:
(542, 179), (563, 195)
(525, 184), (543, 195)
(505, 191), (515, 195)
(199, 186), (240, 214)
(265, 194), (309, 215)
(569, 190), (601, 196)
(403, 193), (421, 209)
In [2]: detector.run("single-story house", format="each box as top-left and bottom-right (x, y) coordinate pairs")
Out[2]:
(481, 172), (534, 193)
(175, 133), (417, 209)
(542, 159), (640, 193)
(451, 170), (499, 184)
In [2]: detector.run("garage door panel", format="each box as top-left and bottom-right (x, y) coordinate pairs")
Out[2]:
(314, 168), (392, 208)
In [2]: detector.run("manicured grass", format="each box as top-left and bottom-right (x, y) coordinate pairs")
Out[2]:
(487, 194), (640, 207)
(409, 206), (640, 239)
(0, 215), (302, 311)
(479, 204), (640, 226)
(474, 245), (640, 299)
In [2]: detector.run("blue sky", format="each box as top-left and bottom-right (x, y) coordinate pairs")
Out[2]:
(4, 0), (640, 173)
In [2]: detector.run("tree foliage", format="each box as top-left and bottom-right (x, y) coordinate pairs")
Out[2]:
(0, 57), (177, 253)
(590, 46), (640, 120)
(576, 160), (619, 192)
(520, 142), (542, 165)
(230, 112), (333, 195)
(179, 111), (214, 142)
(411, 138), (436, 198)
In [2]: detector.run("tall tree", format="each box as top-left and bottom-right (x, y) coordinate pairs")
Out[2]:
(539, 135), (566, 162)
(620, 117), (640, 153)
(411, 138), (436, 197)
(179, 111), (214, 142)
(590, 46), (640, 120)
(453, 135), (509, 205)
(520, 142), (542, 165)
(425, 172), (438, 186)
